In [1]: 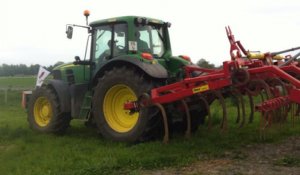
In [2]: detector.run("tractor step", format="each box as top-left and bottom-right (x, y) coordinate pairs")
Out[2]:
(79, 94), (92, 119)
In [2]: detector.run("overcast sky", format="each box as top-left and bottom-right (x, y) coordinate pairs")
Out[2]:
(1, 0), (300, 66)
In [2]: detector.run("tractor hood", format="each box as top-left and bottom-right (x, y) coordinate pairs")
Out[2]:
(53, 62), (76, 70)
(52, 63), (90, 84)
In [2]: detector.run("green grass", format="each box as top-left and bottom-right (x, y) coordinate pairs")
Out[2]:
(0, 83), (300, 174)
(274, 156), (300, 167)
(0, 76), (35, 89)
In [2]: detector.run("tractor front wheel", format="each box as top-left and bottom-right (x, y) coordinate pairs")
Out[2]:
(27, 86), (71, 134)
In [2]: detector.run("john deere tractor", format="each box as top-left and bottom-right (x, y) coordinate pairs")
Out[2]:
(26, 11), (206, 142)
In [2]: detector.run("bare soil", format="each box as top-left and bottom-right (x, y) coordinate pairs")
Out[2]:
(143, 136), (300, 175)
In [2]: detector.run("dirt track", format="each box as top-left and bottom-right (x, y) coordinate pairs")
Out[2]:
(144, 136), (300, 175)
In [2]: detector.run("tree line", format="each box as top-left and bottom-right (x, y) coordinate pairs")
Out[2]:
(0, 59), (216, 77)
(0, 62), (64, 77)
(196, 58), (216, 69)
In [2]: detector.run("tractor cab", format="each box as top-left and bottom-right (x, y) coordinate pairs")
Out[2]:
(87, 16), (189, 80)
(65, 13), (189, 81)
(88, 16), (173, 67)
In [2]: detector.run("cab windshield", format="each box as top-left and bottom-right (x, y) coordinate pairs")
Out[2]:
(136, 24), (165, 58)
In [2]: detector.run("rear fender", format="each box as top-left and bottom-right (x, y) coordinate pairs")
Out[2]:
(93, 56), (168, 84)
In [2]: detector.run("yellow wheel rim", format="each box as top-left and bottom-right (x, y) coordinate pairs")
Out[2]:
(103, 84), (139, 133)
(33, 97), (53, 127)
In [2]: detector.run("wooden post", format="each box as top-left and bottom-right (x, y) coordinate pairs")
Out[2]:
(4, 89), (7, 104)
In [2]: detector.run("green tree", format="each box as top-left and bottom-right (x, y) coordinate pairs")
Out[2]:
(196, 58), (215, 69)
(47, 61), (64, 71)
(0, 64), (42, 76)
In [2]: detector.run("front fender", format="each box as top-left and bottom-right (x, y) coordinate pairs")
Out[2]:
(47, 80), (71, 113)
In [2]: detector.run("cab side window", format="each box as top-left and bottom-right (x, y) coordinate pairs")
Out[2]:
(113, 24), (127, 57)
(137, 30), (151, 53)
(136, 25), (165, 57)
(94, 26), (112, 63)
(93, 23), (127, 64)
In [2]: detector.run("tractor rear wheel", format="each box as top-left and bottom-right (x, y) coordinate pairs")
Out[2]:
(168, 100), (207, 134)
(27, 86), (71, 134)
(93, 66), (161, 142)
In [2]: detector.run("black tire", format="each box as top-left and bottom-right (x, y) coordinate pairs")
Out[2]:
(168, 93), (215, 134)
(189, 109), (207, 132)
(27, 86), (71, 134)
(92, 66), (161, 142)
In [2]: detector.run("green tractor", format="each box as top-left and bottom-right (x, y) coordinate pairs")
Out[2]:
(26, 11), (206, 142)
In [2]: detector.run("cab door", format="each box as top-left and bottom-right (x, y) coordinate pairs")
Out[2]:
(91, 23), (128, 71)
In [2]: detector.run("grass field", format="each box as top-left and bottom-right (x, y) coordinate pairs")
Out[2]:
(0, 77), (300, 175)
(0, 76), (35, 89)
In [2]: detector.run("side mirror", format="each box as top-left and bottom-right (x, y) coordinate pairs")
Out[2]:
(66, 26), (73, 39)
(164, 22), (171, 28)
(73, 55), (91, 65)
(74, 56), (81, 61)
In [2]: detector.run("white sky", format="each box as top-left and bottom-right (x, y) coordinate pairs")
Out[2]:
(1, 0), (300, 66)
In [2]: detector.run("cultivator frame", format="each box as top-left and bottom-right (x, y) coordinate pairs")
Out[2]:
(125, 26), (300, 143)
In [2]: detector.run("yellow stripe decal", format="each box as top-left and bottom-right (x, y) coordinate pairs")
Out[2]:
(192, 84), (209, 94)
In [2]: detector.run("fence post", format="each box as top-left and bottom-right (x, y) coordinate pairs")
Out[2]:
(4, 89), (8, 104)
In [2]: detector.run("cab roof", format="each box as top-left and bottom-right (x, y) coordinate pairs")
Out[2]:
(89, 16), (165, 26)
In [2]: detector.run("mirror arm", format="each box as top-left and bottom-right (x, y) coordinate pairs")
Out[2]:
(67, 24), (90, 29)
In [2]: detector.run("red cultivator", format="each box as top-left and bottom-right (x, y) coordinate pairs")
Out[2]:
(124, 27), (300, 143)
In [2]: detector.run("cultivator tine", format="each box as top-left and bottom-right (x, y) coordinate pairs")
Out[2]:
(267, 78), (289, 125)
(259, 92), (265, 102)
(283, 104), (290, 123)
(248, 79), (276, 139)
(294, 103), (299, 126)
(296, 105), (299, 122)
(231, 90), (241, 124)
(235, 99), (241, 124)
(292, 103), (300, 126)
(292, 104), (295, 127)
(253, 80), (271, 98)
(295, 104), (300, 116)
(258, 80), (272, 134)
(245, 89), (255, 123)
(291, 103), (297, 127)
(239, 92), (246, 128)
(136, 93), (170, 143)
(259, 112), (264, 139)
(181, 99), (191, 139)
(153, 103), (169, 144)
(213, 90), (227, 131)
(279, 102), (290, 125)
(199, 95), (212, 130)
(260, 112), (270, 140)
(232, 88), (246, 128)
(261, 111), (274, 140)
(296, 104), (300, 121)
